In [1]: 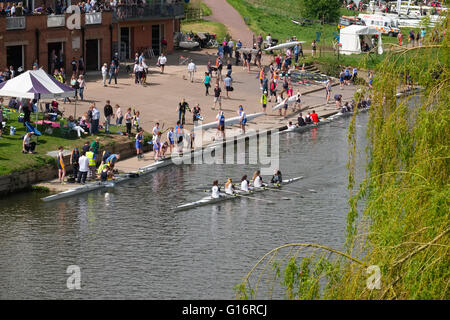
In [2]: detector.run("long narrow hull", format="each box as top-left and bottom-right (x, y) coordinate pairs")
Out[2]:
(272, 95), (300, 111)
(265, 41), (305, 51)
(193, 112), (266, 132)
(174, 176), (303, 211)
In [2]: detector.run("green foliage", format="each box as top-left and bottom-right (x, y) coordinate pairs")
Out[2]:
(300, 0), (341, 23)
(235, 12), (450, 300)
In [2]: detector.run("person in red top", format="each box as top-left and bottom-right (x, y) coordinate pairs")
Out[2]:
(310, 110), (319, 123)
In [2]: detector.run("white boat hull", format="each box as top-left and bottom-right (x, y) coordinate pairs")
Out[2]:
(265, 41), (305, 51)
(175, 176), (303, 211)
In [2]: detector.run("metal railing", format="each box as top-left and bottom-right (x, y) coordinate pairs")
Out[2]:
(112, 2), (184, 21)
(85, 12), (102, 25)
(5, 16), (26, 30)
(47, 15), (66, 28)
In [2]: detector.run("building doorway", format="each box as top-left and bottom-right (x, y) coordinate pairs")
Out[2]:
(6, 45), (24, 71)
(48, 42), (64, 75)
(120, 27), (130, 60)
(86, 39), (100, 71)
(152, 24), (160, 56)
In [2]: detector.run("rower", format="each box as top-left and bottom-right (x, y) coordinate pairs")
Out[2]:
(271, 170), (283, 184)
(225, 178), (235, 195)
(211, 180), (220, 198)
(241, 175), (249, 192)
(287, 121), (296, 130)
(297, 112), (306, 126)
(252, 170), (263, 188)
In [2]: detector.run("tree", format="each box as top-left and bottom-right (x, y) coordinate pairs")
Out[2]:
(300, 0), (341, 24)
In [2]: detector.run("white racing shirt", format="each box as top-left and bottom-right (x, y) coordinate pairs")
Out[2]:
(254, 176), (262, 188)
(225, 183), (234, 195)
(241, 180), (249, 192)
(212, 186), (220, 198)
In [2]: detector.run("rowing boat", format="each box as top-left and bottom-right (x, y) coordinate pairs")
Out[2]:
(174, 176), (303, 211)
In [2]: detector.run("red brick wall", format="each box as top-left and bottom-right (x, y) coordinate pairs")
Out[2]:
(0, 12), (113, 76)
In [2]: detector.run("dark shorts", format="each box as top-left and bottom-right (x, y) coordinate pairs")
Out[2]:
(226, 86), (232, 92)
(218, 124), (225, 131)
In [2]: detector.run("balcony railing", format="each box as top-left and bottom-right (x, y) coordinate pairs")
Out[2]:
(112, 2), (185, 21)
(85, 12), (102, 25)
(47, 15), (66, 28)
(6, 16), (26, 30)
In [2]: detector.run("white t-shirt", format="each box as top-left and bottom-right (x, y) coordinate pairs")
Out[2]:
(79, 156), (89, 172)
(158, 56), (167, 65)
(152, 126), (159, 137)
(225, 183), (234, 195)
(187, 62), (196, 72)
(101, 66), (107, 75)
(211, 186), (220, 198)
(23, 134), (30, 145)
(254, 176), (262, 188)
(241, 180), (249, 192)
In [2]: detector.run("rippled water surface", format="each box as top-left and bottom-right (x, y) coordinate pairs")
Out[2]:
(0, 113), (368, 299)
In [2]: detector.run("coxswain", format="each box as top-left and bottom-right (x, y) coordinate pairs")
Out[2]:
(287, 121), (296, 130)
(211, 180), (220, 198)
(240, 175), (249, 192)
(252, 170), (263, 188)
(271, 170), (283, 184)
(225, 178), (235, 195)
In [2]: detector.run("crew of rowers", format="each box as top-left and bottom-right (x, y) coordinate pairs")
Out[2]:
(211, 170), (283, 198)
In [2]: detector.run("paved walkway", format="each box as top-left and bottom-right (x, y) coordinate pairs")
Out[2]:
(203, 0), (254, 46)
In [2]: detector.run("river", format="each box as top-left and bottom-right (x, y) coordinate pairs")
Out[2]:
(0, 113), (368, 299)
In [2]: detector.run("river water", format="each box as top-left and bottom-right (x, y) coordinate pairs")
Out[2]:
(0, 113), (368, 299)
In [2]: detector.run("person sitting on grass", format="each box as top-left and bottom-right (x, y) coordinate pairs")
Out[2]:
(68, 115), (87, 138)
(22, 132), (36, 154)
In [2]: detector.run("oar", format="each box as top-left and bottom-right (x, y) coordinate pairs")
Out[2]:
(262, 187), (303, 195)
(203, 190), (274, 204)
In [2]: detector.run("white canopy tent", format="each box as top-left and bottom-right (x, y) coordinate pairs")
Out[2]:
(0, 68), (77, 118)
(339, 25), (383, 55)
(0, 68), (74, 100)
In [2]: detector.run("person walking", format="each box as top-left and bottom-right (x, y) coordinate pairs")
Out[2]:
(224, 74), (233, 99)
(187, 59), (196, 82)
(178, 98), (190, 125)
(204, 72), (211, 95)
(101, 63), (108, 86)
(77, 75), (86, 101)
(70, 74), (78, 99)
(261, 90), (268, 113)
(157, 53), (167, 73)
(108, 61), (118, 85)
(104, 100), (113, 133)
(213, 83), (222, 110)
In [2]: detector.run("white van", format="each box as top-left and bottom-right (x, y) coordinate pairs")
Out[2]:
(358, 14), (400, 36)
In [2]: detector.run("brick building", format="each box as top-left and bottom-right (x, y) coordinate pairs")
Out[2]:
(0, 1), (184, 75)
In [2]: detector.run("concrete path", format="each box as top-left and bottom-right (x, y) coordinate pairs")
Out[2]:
(203, 0), (254, 46)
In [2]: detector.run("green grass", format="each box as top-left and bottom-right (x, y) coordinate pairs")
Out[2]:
(200, 2), (212, 17)
(181, 20), (229, 41)
(227, 0), (344, 48)
(0, 109), (149, 176)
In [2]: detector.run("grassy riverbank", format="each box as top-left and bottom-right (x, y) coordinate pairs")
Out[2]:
(0, 110), (151, 176)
